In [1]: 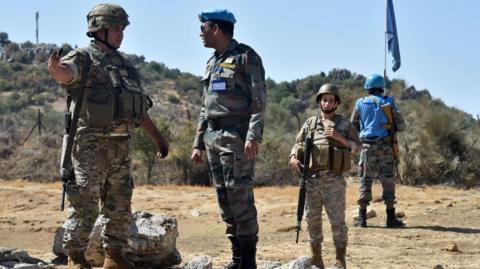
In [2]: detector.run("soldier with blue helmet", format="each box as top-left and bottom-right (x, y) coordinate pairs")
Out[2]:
(191, 8), (266, 269)
(350, 74), (406, 228)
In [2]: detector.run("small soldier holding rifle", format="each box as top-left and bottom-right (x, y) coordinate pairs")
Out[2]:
(290, 84), (360, 269)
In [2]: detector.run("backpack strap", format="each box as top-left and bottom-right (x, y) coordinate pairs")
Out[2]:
(308, 115), (319, 134)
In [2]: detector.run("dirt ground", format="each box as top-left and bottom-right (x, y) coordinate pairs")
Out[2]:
(0, 178), (479, 269)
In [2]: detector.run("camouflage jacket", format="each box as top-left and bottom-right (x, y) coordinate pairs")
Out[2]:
(290, 114), (360, 158)
(193, 39), (267, 150)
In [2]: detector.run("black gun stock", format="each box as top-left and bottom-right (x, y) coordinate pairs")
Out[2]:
(295, 132), (313, 243)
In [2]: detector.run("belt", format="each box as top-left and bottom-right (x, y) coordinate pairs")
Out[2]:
(361, 136), (389, 144)
(208, 116), (249, 130)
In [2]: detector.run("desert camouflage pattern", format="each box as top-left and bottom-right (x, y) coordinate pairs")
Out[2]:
(64, 134), (133, 251)
(193, 39), (266, 243)
(60, 42), (143, 252)
(290, 114), (360, 163)
(357, 140), (396, 208)
(291, 114), (354, 249)
(305, 172), (348, 248)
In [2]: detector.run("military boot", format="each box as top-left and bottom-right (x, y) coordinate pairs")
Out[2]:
(386, 208), (405, 228)
(334, 247), (347, 269)
(225, 237), (242, 269)
(103, 248), (135, 269)
(310, 245), (324, 269)
(67, 250), (91, 269)
(239, 242), (257, 269)
(355, 208), (367, 228)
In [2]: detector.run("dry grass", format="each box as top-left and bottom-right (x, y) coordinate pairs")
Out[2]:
(0, 179), (479, 268)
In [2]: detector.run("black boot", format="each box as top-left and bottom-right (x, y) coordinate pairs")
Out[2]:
(355, 208), (367, 227)
(386, 208), (405, 228)
(225, 237), (242, 269)
(239, 242), (257, 269)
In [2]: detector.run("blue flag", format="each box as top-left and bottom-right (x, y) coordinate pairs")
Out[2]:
(386, 0), (401, 71)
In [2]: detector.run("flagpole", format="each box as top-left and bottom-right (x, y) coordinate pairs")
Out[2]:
(384, 0), (387, 80)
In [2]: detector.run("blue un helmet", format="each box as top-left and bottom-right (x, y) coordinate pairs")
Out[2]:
(364, 73), (385, 90)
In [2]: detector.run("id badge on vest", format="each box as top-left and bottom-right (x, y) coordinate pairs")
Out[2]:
(211, 79), (227, 92)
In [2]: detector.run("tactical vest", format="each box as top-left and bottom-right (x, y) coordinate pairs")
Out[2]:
(75, 46), (151, 128)
(307, 115), (351, 173)
(357, 95), (394, 139)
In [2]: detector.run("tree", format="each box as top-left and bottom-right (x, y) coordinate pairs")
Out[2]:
(133, 116), (171, 183)
(0, 32), (9, 46)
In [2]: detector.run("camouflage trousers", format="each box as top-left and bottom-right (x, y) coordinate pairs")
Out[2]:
(357, 140), (396, 208)
(64, 134), (133, 252)
(204, 127), (258, 243)
(306, 172), (347, 248)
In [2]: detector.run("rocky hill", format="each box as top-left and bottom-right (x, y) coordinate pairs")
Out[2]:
(0, 34), (479, 187)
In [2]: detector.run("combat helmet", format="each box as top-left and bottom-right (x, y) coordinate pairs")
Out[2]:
(364, 73), (385, 90)
(316, 83), (341, 104)
(86, 3), (129, 35)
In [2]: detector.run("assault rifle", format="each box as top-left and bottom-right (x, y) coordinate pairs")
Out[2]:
(381, 103), (399, 160)
(59, 51), (91, 211)
(295, 131), (314, 243)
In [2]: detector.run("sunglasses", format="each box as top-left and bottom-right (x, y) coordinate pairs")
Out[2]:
(200, 23), (216, 33)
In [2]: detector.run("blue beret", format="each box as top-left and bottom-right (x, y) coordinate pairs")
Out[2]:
(198, 9), (236, 24)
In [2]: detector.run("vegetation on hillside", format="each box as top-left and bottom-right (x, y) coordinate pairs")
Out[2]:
(1, 33), (479, 187)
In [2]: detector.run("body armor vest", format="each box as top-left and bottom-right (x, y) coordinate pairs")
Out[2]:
(75, 46), (151, 129)
(308, 115), (351, 173)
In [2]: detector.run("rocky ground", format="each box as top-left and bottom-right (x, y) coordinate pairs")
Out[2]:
(0, 179), (479, 269)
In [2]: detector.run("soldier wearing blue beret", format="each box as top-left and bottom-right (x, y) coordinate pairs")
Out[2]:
(192, 8), (266, 269)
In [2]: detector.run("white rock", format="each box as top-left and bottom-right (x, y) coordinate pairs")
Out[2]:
(183, 256), (213, 269)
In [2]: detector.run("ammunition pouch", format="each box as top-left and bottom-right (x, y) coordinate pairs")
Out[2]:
(85, 86), (151, 128)
(329, 146), (351, 173)
(86, 87), (118, 127)
(120, 85), (152, 127)
(310, 141), (330, 171)
(306, 141), (351, 173)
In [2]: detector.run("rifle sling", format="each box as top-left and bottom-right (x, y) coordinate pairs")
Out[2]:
(63, 56), (92, 168)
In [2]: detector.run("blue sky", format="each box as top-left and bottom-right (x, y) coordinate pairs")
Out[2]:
(1, 0), (479, 117)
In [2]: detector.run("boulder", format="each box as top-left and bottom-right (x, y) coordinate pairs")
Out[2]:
(53, 211), (181, 268)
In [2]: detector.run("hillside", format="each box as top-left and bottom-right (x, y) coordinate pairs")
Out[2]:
(0, 179), (479, 268)
(0, 35), (479, 187)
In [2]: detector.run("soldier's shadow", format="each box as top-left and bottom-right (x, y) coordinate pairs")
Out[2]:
(363, 225), (480, 234)
(405, 225), (480, 234)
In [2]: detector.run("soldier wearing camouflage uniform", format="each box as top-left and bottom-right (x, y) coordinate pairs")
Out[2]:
(290, 84), (360, 269)
(48, 4), (169, 269)
(350, 74), (406, 228)
(190, 9), (266, 269)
